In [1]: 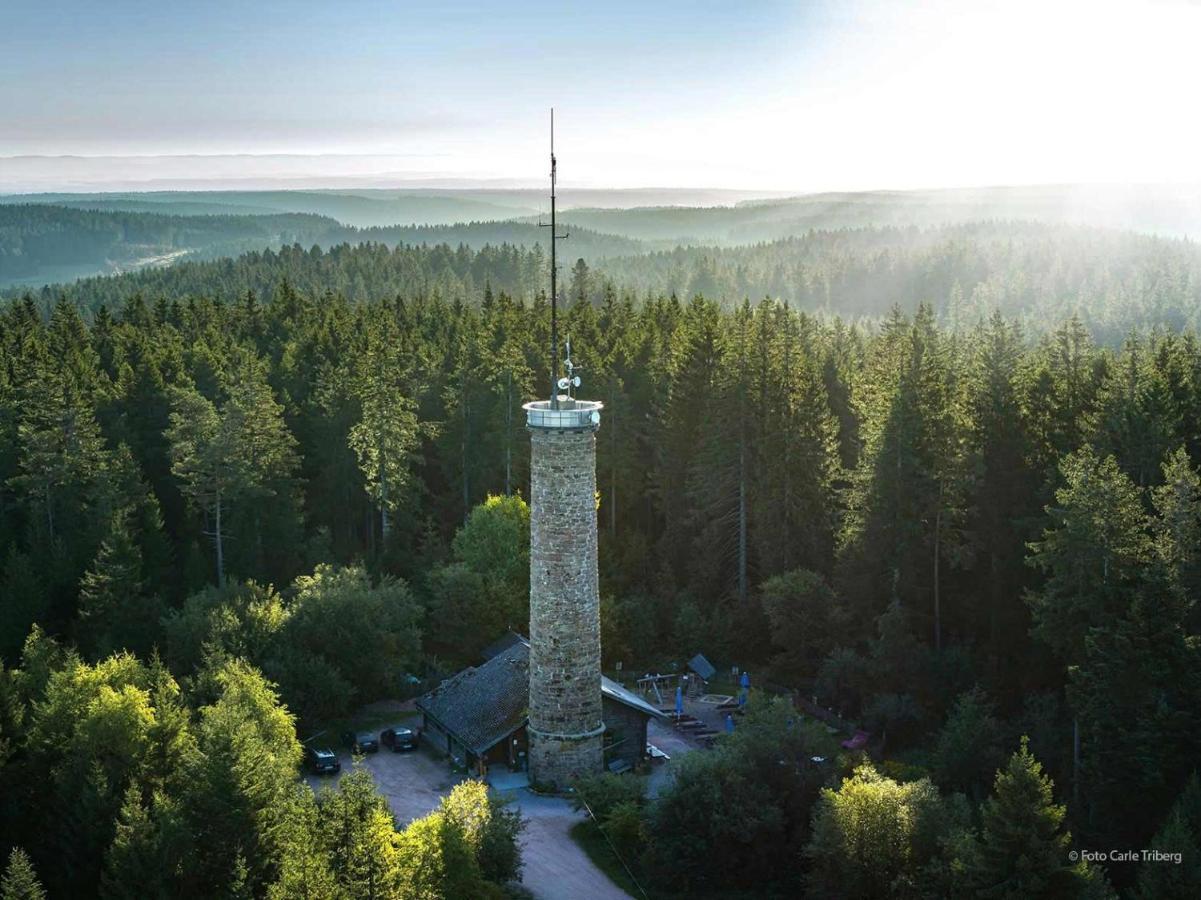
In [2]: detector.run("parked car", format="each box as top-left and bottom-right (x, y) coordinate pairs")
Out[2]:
(304, 746), (341, 775)
(380, 724), (419, 751)
(341, 730), (380, 753)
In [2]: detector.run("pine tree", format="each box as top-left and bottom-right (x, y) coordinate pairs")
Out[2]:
(483, 292), (535, 498)
(348, 317), (420, 545)
(968, 737), (1097, 900)
(167, 357), (298, 587)
(166, 387), (232, 587)
(1068, 589), (1201, 852)
(1044, 315), (1102, 456)
(1027, 445), (1154, 806)
(750, 301), (838, 580)
(841, 304), (970, 646)
(1135, 811), (1201, 899)
(966, 312), (1037, 666)
(0, 547), (45, 662)
(933, 687), (1004, 798)
(1153, 446), (1201, 603)
(183, 659), (303, 897)
(77, 512), (148, 658)
(101, 786), (177, 900)
(0, 848), (46, 900)
(1026, 446), (1152, 668)
(657, 295), (723, 584)
(685, 299), (753, 602)
(10, 358), (109, 581)
(319, 768), (400, 898)
(570, 257), (592, 306)
(1094, 334), (1178, 488)
(267, 786), (339, 900)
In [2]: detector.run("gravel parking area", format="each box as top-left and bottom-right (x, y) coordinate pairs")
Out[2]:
(305, 741), (633, 899)
(304, 744), (462, 825)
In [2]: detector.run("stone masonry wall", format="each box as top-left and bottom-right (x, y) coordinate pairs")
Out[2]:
(527, 424), (604, 789)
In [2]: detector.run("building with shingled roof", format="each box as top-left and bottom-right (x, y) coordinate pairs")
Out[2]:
(416, 635), (663, 778)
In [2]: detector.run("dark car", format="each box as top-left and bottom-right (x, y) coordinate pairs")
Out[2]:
(341, 730), (380, 754)
(304, 746), (341, 775)
(380, 724), (419, 751)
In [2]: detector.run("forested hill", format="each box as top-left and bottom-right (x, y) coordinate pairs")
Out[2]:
(0, 204), (341, 285)
(19, 220), (1201, 341)
(23, 242), (553, 311)
(554, 183), (1201, 244)
(0, 189), (541, 227)
(593, 222), (1201, 341)
(0, 203), (643, 289)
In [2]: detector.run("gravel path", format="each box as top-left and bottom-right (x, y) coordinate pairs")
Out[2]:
(514, 793), (634, 900)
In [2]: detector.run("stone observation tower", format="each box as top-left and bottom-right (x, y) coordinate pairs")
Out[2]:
(524, 393), (604, 787)
(523, 110), (605, 788)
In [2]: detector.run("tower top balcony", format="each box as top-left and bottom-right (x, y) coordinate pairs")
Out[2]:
(524, 398), (602, 431)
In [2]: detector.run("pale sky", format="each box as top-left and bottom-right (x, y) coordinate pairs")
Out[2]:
(2, 0), (1199, 191)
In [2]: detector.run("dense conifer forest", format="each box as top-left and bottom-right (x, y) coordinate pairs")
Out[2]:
(2, 221), (1200, 896)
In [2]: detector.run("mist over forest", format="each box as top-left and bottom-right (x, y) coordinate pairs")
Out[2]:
(5, 182), (1201, 342)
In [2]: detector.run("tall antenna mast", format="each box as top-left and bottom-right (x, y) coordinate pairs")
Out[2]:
(539, 108), (569, 407)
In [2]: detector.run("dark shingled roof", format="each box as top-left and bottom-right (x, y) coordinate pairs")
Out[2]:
(417, 644), (529, 755)
(419, 636), (664, 756)
(480, 631), (527, 663)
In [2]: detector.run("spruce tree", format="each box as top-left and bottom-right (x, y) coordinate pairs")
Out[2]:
(966, 312), (1037, 664)
(0, 848), (45, 900)
(77, 513), (148, 659)
(348, 318), (419, 545)
(1026, 446), (1152, 667)
(1134, 804), (1201, 900)
(319, 768), (400, 897)
(1068, 589), (1201, 851)
(267, 787), (339, 900)
(167, 357), (298, 587)
(969, 737), (1095, 899)
(1153, 447), (1201, 603)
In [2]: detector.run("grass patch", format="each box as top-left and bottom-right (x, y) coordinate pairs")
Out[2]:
(569, 820), (652, 900)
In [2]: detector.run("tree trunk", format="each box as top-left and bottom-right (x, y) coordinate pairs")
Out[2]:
(738, 440), (748, 605)
(214, 490), (225, 589)
(379, 463), (390, 541)
(1073, 714), (1081, 807)
(933, 505), (942, 652)
(461, 396), (470, 520)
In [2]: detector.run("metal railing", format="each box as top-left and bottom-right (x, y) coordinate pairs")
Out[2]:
(524, 399), (603, 430)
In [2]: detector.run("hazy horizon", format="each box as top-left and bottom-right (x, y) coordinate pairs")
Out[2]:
(4, 0), (1200, 194)
(4, 154), (1201, 198)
